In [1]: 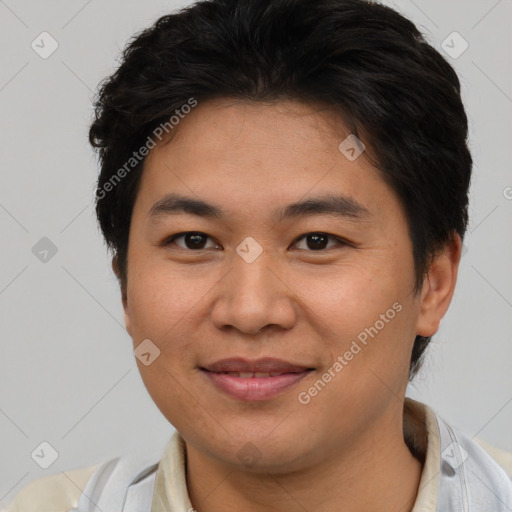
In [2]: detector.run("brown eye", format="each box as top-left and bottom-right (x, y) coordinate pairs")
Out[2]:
(165, 232), (219, 250)
(293, 233), (343, 251)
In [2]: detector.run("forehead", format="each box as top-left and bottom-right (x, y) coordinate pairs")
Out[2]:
(157, 97), (355, 155)
(135, 98), (401, 225)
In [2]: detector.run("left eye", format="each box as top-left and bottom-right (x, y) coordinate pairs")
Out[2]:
(292, 232), (344, 251)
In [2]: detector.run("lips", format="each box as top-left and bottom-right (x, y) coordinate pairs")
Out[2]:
(199, 357), (314, 401)
(201, 357), (314, 374)
(212, 371), (292, 378)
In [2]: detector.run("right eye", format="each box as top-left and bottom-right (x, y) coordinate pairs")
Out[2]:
(163, 231), (221, 251)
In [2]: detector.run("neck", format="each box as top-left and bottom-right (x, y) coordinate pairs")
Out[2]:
(185, 404), (424, 512)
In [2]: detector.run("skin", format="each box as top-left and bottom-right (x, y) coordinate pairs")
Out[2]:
(115, 97), (462, 512)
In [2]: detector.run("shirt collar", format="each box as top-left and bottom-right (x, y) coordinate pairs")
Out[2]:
(151, 398), (439, 512)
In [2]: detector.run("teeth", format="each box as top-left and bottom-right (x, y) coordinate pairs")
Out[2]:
(222, 371), (287, 378)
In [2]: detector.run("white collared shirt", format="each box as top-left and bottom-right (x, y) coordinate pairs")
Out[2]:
(6, 399), (512, 511)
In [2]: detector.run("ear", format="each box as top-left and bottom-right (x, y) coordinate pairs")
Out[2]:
(112, 255), (132, 336)
(415, 232), (462, 337)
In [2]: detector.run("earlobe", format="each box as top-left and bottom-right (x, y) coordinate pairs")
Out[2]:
(112, 255), (132, 335)
(123, 302), (132, 336)
(415, 233), (462, 337)
(121, 285), (131, 336)
(120, 283), (130, 331)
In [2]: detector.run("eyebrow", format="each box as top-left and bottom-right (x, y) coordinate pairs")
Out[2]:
(147, 192), (371, 223)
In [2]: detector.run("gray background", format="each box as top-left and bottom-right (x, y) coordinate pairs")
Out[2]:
(0, 0), (511, 505)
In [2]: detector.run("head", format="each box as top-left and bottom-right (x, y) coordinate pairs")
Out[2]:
(89, 0), (470, 471)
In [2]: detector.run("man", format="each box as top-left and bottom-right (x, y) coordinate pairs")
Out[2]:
(7, 0), (512, 510)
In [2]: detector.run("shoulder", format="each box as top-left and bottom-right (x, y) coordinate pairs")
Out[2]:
(5, 445), (166, 512)
(408, 398), (512, 481)
(475, 437), (512, 480)
(5, 464), (99, 512)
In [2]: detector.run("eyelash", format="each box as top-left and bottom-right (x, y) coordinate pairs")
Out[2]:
(162, 231), (348, 252)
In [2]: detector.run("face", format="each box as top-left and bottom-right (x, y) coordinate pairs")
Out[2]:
(122, 98), (441, 472)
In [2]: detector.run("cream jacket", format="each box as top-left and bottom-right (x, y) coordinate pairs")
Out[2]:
(5, 399), (512, 511)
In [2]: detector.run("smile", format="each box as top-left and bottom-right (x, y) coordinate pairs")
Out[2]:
(200, 369), (313, 401)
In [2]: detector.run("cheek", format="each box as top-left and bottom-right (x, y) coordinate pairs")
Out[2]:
(136, 357), (208, 437)
(302, 268), (413, 382)
(127, 260), (216, 342)
(296, 263), (398, 331)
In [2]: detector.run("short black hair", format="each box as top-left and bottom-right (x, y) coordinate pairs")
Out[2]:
(89, 0), (472, 380)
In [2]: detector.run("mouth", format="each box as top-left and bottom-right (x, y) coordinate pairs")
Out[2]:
(199, 357), (315, 401)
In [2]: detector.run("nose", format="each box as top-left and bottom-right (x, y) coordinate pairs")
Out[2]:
(210, 251), (298, 335)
